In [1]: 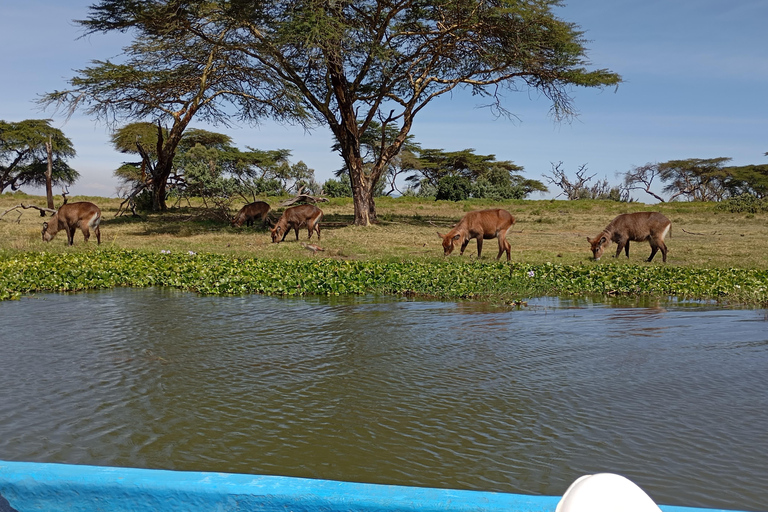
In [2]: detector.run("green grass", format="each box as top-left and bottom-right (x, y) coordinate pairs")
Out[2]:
(1, 192), (767, 304)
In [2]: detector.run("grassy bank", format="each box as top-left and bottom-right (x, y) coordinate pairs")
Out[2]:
(1, 192), (767, 304)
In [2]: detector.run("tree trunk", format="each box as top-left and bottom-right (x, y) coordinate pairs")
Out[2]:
(152, 180), (166, 211)
(348, 166), (373, 226)
(152, 157), (173, 211)
(45, 137), (54, 210)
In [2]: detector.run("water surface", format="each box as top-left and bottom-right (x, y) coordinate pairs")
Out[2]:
(0, 288), (766, 510)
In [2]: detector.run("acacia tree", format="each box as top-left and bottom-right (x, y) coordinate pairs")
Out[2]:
(408, 148), (546, 199)
(76, 0), (620, 225)
(625, 158), (768, 202)
(722, 163), (768, 198)
(40, 5), (308, 211)
(0, 119), (79, 200)
(113, 122), (314, 215)
(657, 158), (733, 202)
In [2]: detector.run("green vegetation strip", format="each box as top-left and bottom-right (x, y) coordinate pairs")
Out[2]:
(1, 250), (767, 305)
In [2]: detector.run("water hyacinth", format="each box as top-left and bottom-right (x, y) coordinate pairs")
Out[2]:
(0, 249), (766, 305)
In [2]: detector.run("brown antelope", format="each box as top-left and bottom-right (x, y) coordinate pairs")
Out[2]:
(271, 204), (324, 243)
(437, 208), (516, 261)
(232, 201), (271, 228)
(42, 202), (102, 245)
(587, 212), (671, 262)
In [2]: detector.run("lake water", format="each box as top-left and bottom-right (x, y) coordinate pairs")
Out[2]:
(0, 288), (766, 511)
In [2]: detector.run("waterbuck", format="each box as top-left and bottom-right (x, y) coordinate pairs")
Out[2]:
(587, 212), (671, 262)
(437, 208), (516, 261)
(270, 204), (324, 243)
(232, 201), (271, 228)
(42, 202), (102, 245)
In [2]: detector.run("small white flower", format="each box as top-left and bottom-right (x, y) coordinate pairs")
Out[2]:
(527, 270), (535, 278)
(161, 249), (171, 254)
(188, 251), (196, 256)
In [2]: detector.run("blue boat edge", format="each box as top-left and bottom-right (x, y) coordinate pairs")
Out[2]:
(0, 460), (755, 512)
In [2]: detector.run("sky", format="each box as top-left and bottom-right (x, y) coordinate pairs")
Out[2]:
(1, 0), (767, 201)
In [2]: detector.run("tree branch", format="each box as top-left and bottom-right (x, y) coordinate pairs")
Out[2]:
(1, 203), (57, 221)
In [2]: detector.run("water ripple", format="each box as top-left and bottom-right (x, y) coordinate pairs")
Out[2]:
(1, 290), (767, 510)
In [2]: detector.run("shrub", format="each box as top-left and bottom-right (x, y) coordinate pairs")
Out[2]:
(436, 176), (472, 201)
(716, 194), (768, 213)
(323, 178), (353, 197)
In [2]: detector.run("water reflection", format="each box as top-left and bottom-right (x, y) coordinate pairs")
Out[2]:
(0, 289), (766, 511)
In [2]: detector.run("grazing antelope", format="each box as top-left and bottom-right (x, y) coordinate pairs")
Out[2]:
(437, 208), (516, 261)
(587, 212), (671, 262)
(270, 204), (324, 243)
(232, 201), (271, 228)
(42, 202), (102, 245)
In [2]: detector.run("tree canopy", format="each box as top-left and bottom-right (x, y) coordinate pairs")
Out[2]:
(111, 122), (315, 216)
(0, 119), (79, 195)
(409, 148), (547, 200)
(40, 3), (309, 211)
(622, 158), (768, 202)
(65, 0), (620, 223)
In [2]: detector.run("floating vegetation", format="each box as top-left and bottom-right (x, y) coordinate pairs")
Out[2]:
(1, 249), (767, 306)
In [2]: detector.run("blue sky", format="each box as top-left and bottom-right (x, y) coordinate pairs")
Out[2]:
(2, 0), (766, 201)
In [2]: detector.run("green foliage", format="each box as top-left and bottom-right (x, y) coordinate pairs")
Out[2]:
(0, 119), (79, 193)
(412, 148), (546, 201)
(436, 175), (472, 201)
(61, 0), (619, 222)
(110, 122), (167, 157)
(722, 164), (768, 198)
(657, 157), (733, 202)
(715, 194), (768, 213)
(224, 0), (616, 223)
(42, 11), (309, 211)
(624, 159), (768, 203)
(111, 122), (313, 215)
(2, 250), (766, 305)
(323, 177), (353, 198)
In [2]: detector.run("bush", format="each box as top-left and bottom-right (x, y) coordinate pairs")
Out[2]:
(716, 194), (768, 213)
(471, 178), (527, 200)
(323, 178), (352, 197)
(132, 190), (154, 212)
(436, 176), (472, 201)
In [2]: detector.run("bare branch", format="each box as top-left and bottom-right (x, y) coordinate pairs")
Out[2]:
(1, 203), (57, 221)
(543, 162), (598, 200)
(279, 192), (329, 207)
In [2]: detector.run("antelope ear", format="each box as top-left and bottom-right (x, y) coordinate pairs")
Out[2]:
(437, 232), (444, 238)
(586, 236), (592, 243)
(42, 222), (48, 229)
(452, 234), (461, 241)
(600, 236), (607, 245)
